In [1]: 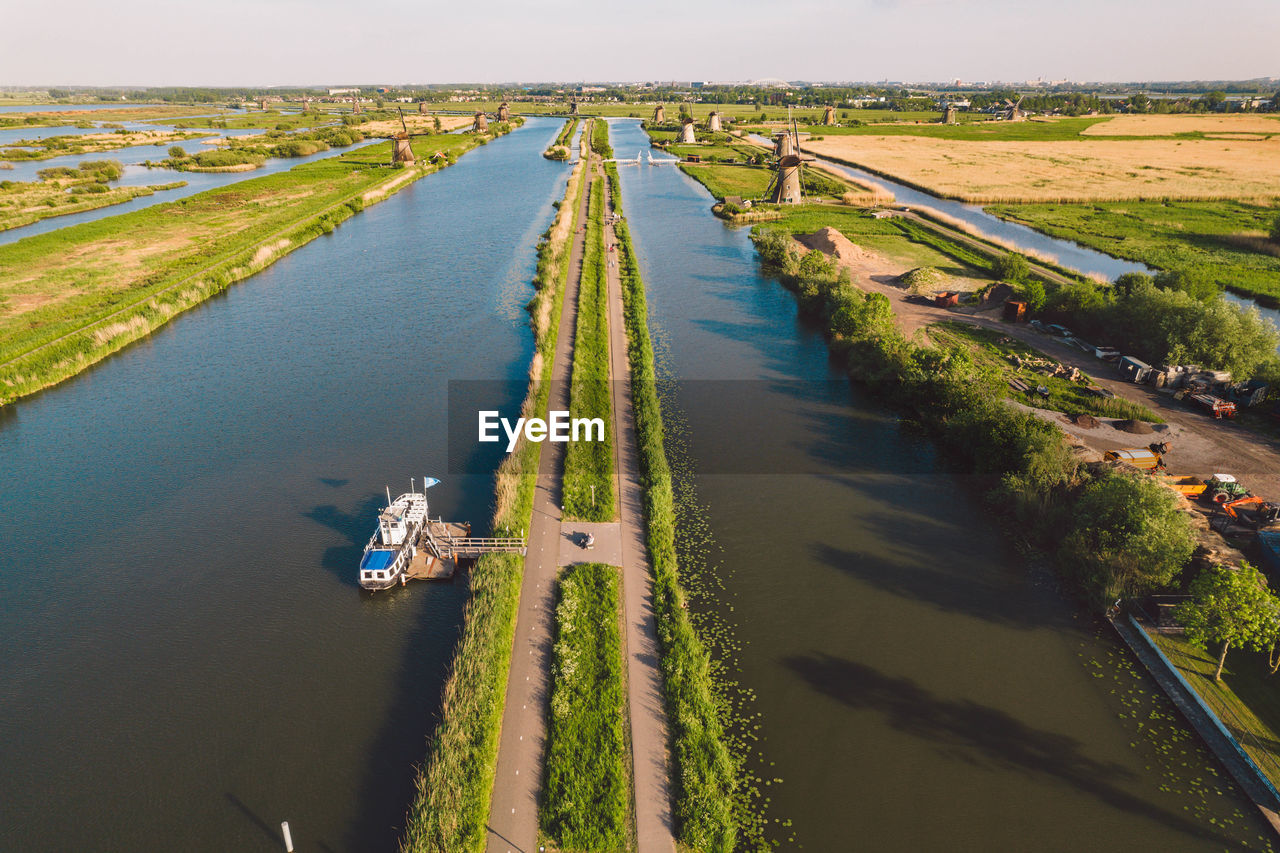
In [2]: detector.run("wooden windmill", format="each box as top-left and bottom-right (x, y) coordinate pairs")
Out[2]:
(822, 105), (836, 126)
(418, 101), (429, 115)
(707, 110), (722, 132)
(472, 110), (489, 132)
(766, 115), (812, 204)
(352, 96), (362, 115)
(679, 116), (696, 143)
(393, 107), (416, 165)
(653, 103), (665, 123)
(569, 98), (580, 115)
(999, 96), (1027, 121)
(497, 100), (511, 121)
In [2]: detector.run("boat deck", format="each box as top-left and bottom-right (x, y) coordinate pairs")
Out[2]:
(404, 520), (471, 581)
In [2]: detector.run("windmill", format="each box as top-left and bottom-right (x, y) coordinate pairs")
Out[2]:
(765, 112), (813, 204)
(472, 110), (489, 132)
(822, 105), (836, 126)
(569, 98), (579, 115)
(679, 116), (696, 143)
(707, 110), (722, 132)
(301, 98), (311, 112)
(418, 101), (429, 115)
(497, 100), (511, 121)
(653, 103), (665, 123)
(941, 103), (958, 124)
(392, 107), (416, 165)
(999, 96), (1027, 121)
(352, 96), (362, 115)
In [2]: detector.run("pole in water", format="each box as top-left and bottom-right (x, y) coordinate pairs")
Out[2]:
(281, 821), (294, 852)
(591, 485), (595, 508)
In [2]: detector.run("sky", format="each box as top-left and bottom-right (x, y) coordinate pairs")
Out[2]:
(2, 0), (1278, 87)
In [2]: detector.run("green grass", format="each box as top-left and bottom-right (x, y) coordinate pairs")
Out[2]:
(928, 321), (1164, 422)
(542, 563), (632, 851)
(0, 132), (491, 406)
(401, 159), (586, 853)
(677, 164), (773, 201)
(606, 162), (744, 851)
(987, 200), (1280, 302)
(563, 177), (616, 521)
(1149, 629), (1280, 789)
(591, 118), (614, 159)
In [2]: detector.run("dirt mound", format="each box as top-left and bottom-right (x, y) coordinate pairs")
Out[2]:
(1065, 413), (1099, 429)
(1113, 418), (1154, 434)
(796, 227), (867, 265)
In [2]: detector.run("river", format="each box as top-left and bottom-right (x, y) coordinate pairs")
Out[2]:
(611, 118), (1275, 851)
(0, 116), (570, 851)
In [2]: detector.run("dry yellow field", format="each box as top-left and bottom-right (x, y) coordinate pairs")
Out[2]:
(805, 134), (1280, 202)
(1081, 114), (1280, 136)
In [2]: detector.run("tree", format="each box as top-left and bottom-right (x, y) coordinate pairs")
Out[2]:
(991, 252), (1030, 284)
(168, 145), (186, 158)
(1021, 279), (1047, 312)
(1176, 563), (1280, 681)
(1061, 471), (1194, 606)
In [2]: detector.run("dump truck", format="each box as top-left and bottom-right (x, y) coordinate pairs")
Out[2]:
(1103, 448), (1165, 471)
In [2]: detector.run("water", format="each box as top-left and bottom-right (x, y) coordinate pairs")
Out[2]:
(612, 119), (1274, 850)
(0, 116), (570, 851)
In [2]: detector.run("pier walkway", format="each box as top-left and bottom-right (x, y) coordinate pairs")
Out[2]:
(486, 158), (590, 853)
(602, 168), (676, 851)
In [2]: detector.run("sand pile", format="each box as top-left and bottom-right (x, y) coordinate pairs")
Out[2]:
(796, 227), (867, 265)
(1114, 418), (1154, 435)
(1067, 414), (1099, 429)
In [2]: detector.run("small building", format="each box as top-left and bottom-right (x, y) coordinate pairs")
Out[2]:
(1003, 300), (1027, 322)
(1118, 355), (1152, 384)
(869, 209), (897, 220)
(685, 154), (701, 163)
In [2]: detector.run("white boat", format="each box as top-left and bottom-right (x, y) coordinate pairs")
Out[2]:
(358, 485), (430, 590)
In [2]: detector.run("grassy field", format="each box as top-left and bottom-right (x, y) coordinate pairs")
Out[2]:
(401, 158), (587, 853)
(987, 200), (1280, 301)
(806, 133), (1280, 203)
(541, 562), (632, 851)
(1149, 629), (1280, 789)
(606, 161), (746, 850)
(1, 129), (216, 161)
(928, 322), (1164, 422)
(0, 105), (215, 128)
(678, 164), (773, 201)
(563, 176), (616, 521)
(1081, 114), (1280, 137)
(0, 164), (186, 231)
(0, 133), (488, 406)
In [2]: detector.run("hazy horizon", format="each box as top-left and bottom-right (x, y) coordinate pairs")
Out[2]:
(2, 0), (1277, 89)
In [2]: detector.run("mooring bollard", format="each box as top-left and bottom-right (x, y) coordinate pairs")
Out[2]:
(281, 820), (294, 852)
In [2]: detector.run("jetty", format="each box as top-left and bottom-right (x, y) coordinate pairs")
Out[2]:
(403, 517), (526, 583)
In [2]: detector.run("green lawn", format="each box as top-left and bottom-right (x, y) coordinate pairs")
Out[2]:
(1149, 629), (1280, 789)
(541, 563), (631, 852)
(929, 322), (1163, 422)
(987, 200), (1280, 301)
(678, 164), (773, 201)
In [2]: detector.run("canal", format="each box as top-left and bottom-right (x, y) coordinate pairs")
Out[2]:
(0, 116), (570, 851)
(610, 118), (1275, 851)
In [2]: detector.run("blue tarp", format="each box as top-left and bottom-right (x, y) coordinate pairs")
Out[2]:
(360, 549), (395, 574)
(1259, 531), (1280, 577)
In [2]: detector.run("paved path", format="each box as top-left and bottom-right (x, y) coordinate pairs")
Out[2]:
(486, 159), (589, 853)
(603, 170), (677, 852)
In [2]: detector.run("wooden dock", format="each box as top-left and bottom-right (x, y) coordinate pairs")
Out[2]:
(402, 519), (527, 582)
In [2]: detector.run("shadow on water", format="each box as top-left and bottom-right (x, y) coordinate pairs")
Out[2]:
(784, 653), (1239, 847)
(225, 792), (282, 847)
(305, 494), (385, 588)
(319, 477), (350, 488)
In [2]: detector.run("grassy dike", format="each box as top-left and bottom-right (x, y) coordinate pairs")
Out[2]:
(605, 161), (744, 851)
(541, 562), (632, 850)
(0, 128), (511, 407)
(400, 157), (587, 853)
(562, 177), (616, 521)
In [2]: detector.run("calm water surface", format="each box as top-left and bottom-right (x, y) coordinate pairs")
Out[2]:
(0, 117), (569, 851)
(613, 118), (1274, 851)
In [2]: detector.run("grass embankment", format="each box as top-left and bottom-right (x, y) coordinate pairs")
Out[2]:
(0, 159), (186, 231)
(545, 117), (578, 160)
(161, 126), (367, 172)
(562, 177), (616, 521)
(606, 160), (746, 851)
(541, 563), (632, 851)
(0, 132), (493, 407)
(929, 322), (1163, 422)
(400, 157), (587, 853)
(0, 129), (215, 162)
(987, 200), (1280, 303)
(591, 118), (614, 159)
(1150, 630), (1280, 788)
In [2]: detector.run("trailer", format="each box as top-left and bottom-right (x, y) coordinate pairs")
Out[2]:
(1103, 448), (1164, 471)
(1118, 356), (1152, 384)
(1190, 393), (1237, 419)
(1154, 475), (1207, 497)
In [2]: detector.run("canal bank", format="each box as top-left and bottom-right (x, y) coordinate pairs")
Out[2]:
(0, 115), (571, 852)
(609, 118), (1276, 851)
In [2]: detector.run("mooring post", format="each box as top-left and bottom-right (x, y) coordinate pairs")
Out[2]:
(281, 821), (294, 852)
(591, 485), (595, 508)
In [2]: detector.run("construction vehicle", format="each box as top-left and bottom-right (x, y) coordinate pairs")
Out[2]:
(1204, 474), (1250, 504)
(1220, 495), (1280, 529)
(1155, 475), (1207, 498)
(1103, 442), (1172, 471)
(1190, 393), (1237, 419)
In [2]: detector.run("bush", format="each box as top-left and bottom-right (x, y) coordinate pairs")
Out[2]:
(168, 145), (186, 158)
(991, 251), (1030, 283)
(1020, 279), (1047, 311)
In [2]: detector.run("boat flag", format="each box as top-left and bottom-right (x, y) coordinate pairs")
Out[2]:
(423, 477), (441, 489)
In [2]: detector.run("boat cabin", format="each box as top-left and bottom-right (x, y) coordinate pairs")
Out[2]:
(378, 506), (410, 545)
